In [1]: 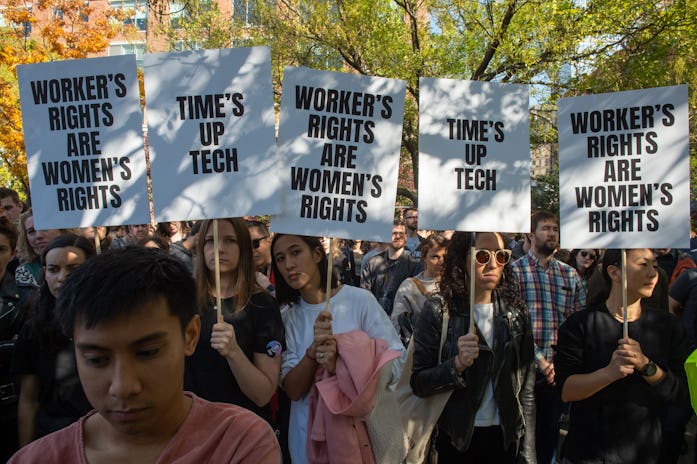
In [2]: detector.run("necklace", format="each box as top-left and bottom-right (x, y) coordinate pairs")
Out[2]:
(606, 302), (641, 322)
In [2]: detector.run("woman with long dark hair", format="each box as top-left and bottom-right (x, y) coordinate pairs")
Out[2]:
(13, 233), (95, 445)
(555, 248), (690, 463)
(155, 221), (194, 272)
(566, 248), (600, 296)
(185, 218), (284, 422)
(410, 231), (536, 462)
(272, 233), (404, 464)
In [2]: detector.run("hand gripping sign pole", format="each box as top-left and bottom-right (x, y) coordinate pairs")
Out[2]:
(314, 236), (334, 365)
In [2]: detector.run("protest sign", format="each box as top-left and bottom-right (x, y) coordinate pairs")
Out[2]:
(419, 78), (530, 233)
(558, 85), (690, 249)
(17, 55), (149, 229)
(144, 47), (278, 221)
(271, 67), (406, 242)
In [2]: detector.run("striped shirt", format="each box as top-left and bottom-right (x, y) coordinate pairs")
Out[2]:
(511, 251), (586, 364)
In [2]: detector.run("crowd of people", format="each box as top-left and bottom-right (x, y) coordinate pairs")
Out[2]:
(0, 184), (693, 463)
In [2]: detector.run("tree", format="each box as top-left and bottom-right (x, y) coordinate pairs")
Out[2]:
(0, 0), (132, 195)
(532, 166), (559, 216)
(567, 0), (697, 200)
(156, 0), (693, 205)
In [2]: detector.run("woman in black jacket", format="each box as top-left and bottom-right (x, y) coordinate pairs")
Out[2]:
(411, 231), (536, 463)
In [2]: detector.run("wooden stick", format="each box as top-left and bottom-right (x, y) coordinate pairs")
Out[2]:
(469, 232), (476, 334)
(213, 219), (222, 323)
(94, 232), (101, 255)
(621, 248), (628, 338)
(324, 237), (333, 314)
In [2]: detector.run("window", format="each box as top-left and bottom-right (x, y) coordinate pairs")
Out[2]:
(79, 0), (89, 21)
(109, 41), (146, 66)
(233, 0), (262, 26)
(23, 5), (31, 36)
(169, 0), (184, 28)
(110, 0), (147, 31)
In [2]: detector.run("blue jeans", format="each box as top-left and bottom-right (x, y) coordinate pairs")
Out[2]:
(535, 374), (565, 464)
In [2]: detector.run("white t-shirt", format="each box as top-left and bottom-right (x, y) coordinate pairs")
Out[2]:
(473, 302), (500, 427)
(280, 285), (404, 464)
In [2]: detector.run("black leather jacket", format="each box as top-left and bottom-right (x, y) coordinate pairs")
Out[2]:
(410, 293), (536, 463)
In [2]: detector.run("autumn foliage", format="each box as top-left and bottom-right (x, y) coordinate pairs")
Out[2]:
(0, 0), (133, 193)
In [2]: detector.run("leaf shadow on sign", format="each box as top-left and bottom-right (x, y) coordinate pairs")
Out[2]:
(558, 90), (690, 250)
(273, 68), (407, 242)
(144, 47), (279, 221)
(418, 78), (530, 234)
(23, 55), (152, 230)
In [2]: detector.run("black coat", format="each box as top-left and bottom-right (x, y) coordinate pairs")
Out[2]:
(410, 292), (536, 463)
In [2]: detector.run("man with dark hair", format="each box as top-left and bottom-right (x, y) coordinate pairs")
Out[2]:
(511, 210), (584, 464)
(403, 207), (424, 259)
(361, 220), (421, 315)
(110, 224), (152, 249)
(247, 220), (274, 293)
(8, 247), (280, 463)
(247, 221), (272, 274)
(0, 188), (23, 224)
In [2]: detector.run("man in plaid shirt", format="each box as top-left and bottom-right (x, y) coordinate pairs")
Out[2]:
(511, 210), (585, 464)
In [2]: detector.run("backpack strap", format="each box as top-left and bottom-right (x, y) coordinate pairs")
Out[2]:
(410, 277), (431, 297)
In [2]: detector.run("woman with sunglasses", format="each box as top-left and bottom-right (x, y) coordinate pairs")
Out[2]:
(566, 249), (600, 296)
(410, 231), (536, 462)
(184, 218), (285, 423)
(554, 248), (689, 463)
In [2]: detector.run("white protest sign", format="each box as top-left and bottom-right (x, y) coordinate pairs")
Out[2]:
(559, 85), (689, 249)
(271, 67), (406, 242)
(418, 78), (530, 233)
(17, 55), (149, 229)
(144, 47), (278, 221)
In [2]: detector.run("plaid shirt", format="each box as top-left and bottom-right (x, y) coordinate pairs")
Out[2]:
(511, 251), (586, 364)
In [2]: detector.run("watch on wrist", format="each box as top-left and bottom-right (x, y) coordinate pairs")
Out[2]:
(638, 360), (657, 377)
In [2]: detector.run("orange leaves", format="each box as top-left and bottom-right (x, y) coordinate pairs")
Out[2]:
(0, 0), (126, 188)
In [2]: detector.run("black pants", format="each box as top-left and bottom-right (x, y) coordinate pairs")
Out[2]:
(436, 426), (516, 463)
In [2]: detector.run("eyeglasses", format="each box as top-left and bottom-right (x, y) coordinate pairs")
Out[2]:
(474, 249), (512, 266)
(252, 236), (268, 249)
(580, 250), (596, 260)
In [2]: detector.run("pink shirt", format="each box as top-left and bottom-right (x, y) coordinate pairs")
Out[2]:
(9, 393), (280, 463)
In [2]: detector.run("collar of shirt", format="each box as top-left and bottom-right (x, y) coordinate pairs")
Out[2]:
(527, 250), (558, 272)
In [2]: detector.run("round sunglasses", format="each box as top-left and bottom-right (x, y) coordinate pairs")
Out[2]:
(474, 248), (512, 266)
(579, 250), (596, 260)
